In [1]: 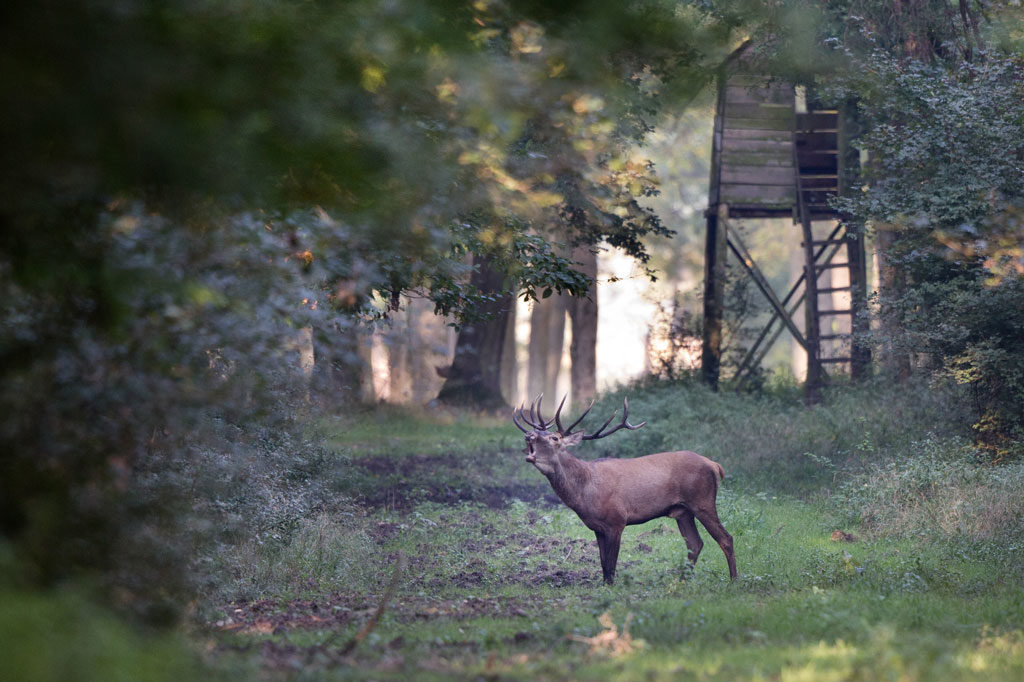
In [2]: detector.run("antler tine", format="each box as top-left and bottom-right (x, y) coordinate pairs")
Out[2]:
(558, 399), (595, 435)
(515, 401), (546, 430)
(531, 393), (557, 430)
(512, 405), (531, 433)
(622, 397), (647, 430)
(581, 397), (646, 441)
(587, 410), (619, 438)
(552, 395), (568, 433)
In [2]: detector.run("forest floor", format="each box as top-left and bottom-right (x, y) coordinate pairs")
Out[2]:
(201, 398), (1024, 681)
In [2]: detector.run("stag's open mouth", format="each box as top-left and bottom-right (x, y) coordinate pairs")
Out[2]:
(524, 441), (536, 463)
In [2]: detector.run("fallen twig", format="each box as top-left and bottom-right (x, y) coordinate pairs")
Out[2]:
(338, 551), (407, 656)
(304, 551), (406, 666)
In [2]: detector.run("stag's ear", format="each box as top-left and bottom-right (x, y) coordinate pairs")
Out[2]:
(564, 431), (584, 447)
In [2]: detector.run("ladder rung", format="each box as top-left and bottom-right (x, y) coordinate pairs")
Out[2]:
(820, 357), (852, 363)
(820, 333), (851, 341)
(819, 309), (853, 315)
(817, 286), (852, 294)
(805, 239), (849, 247)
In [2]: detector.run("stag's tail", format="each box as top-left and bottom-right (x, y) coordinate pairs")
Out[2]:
(713, 461), (725, 482)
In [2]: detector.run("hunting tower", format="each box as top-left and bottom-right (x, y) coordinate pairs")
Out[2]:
(701, 43), (870, 402)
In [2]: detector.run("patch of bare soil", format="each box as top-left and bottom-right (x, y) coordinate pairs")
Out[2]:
(351, 452), (557, 510)
(211, 591), (572, 635)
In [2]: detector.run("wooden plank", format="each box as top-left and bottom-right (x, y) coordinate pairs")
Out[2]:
(725, 84), (793, 106)
(724, 102), (794, 122)
(722, 151), (793, 167)
(702, 205), (729, 388)
(720, 130), (790, 146)
(726, 74), (774, 87)
(721, 166), (795, 186)
(723, 127), (791, 140)
(725, 116), (793, 131)
(708, 67), (728, 207)
(727, 207), (797, 218)
(720, 183), (795, 205)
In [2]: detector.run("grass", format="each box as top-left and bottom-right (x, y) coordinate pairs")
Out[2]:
(200, 379), (1024, 680)
(6, 379), (1021, 680)
(206, 494), (1024, 680)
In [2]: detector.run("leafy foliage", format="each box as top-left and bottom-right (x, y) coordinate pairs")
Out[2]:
(0, 209), (348, 622)
(0, 0), (750, 626)
(820, 9), (1024, 459)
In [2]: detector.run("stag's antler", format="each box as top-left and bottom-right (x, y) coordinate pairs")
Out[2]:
(554, 397), (592, 435)
(512, 394), (558, 432)
(578, 398), (646, 441)
(514, 395), (645, 440)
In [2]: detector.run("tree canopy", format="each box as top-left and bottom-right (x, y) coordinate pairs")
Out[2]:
(1, 0), (1023, 626)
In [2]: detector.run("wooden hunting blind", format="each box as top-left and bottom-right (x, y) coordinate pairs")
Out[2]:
(701, 44), (870, 401)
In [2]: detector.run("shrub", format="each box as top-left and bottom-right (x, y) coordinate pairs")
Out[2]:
(832, 435), (1024, 542)
(0, 209), (357, 624)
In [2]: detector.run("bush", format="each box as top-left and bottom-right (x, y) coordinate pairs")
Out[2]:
(568, 375), (973, 495)
(0, 209), (358, 624)
(832, 435), (1024, 543)
(218, 511), (379, 603)
(828, 50), (1024, 461)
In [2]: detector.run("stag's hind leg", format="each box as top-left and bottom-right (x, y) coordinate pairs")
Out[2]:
(693, 506), (737, 580)
(674, 510), (703, 571)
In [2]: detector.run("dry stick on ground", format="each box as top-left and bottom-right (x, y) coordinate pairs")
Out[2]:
(307, 551), (406, 666)
(338, 551), (407, 656)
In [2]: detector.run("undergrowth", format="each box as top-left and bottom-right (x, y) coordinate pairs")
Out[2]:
(10, 378), (1024, 680)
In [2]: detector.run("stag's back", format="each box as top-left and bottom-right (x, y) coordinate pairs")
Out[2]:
(590, 450), (723, 521)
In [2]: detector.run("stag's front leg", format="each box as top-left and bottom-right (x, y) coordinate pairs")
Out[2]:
(595, 527), (623, 585)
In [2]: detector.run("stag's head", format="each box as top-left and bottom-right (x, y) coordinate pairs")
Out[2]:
(512, 395), (645, 475)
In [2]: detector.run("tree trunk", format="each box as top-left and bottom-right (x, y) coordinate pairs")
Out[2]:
(311, 321), (371, 405)
(527, 294), (567, 400)
(407, 296), (453, 405)
(500, 300), (518, 403)
(569, 245), (598, 407)
(876, 225), (912, 380)
(436, 254), (513, 410)
(387, 306), (413, 404)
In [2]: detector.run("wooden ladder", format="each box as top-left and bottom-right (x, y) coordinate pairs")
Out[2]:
(795, 107), (869, 400)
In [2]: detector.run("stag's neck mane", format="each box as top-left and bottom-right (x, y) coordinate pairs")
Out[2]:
(544, 452), (593, 513)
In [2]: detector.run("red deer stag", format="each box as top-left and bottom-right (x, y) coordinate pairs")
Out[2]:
(513, 396), (737, 584)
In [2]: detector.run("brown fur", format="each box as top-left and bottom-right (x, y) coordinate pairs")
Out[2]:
(523, 430), (738, 584)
